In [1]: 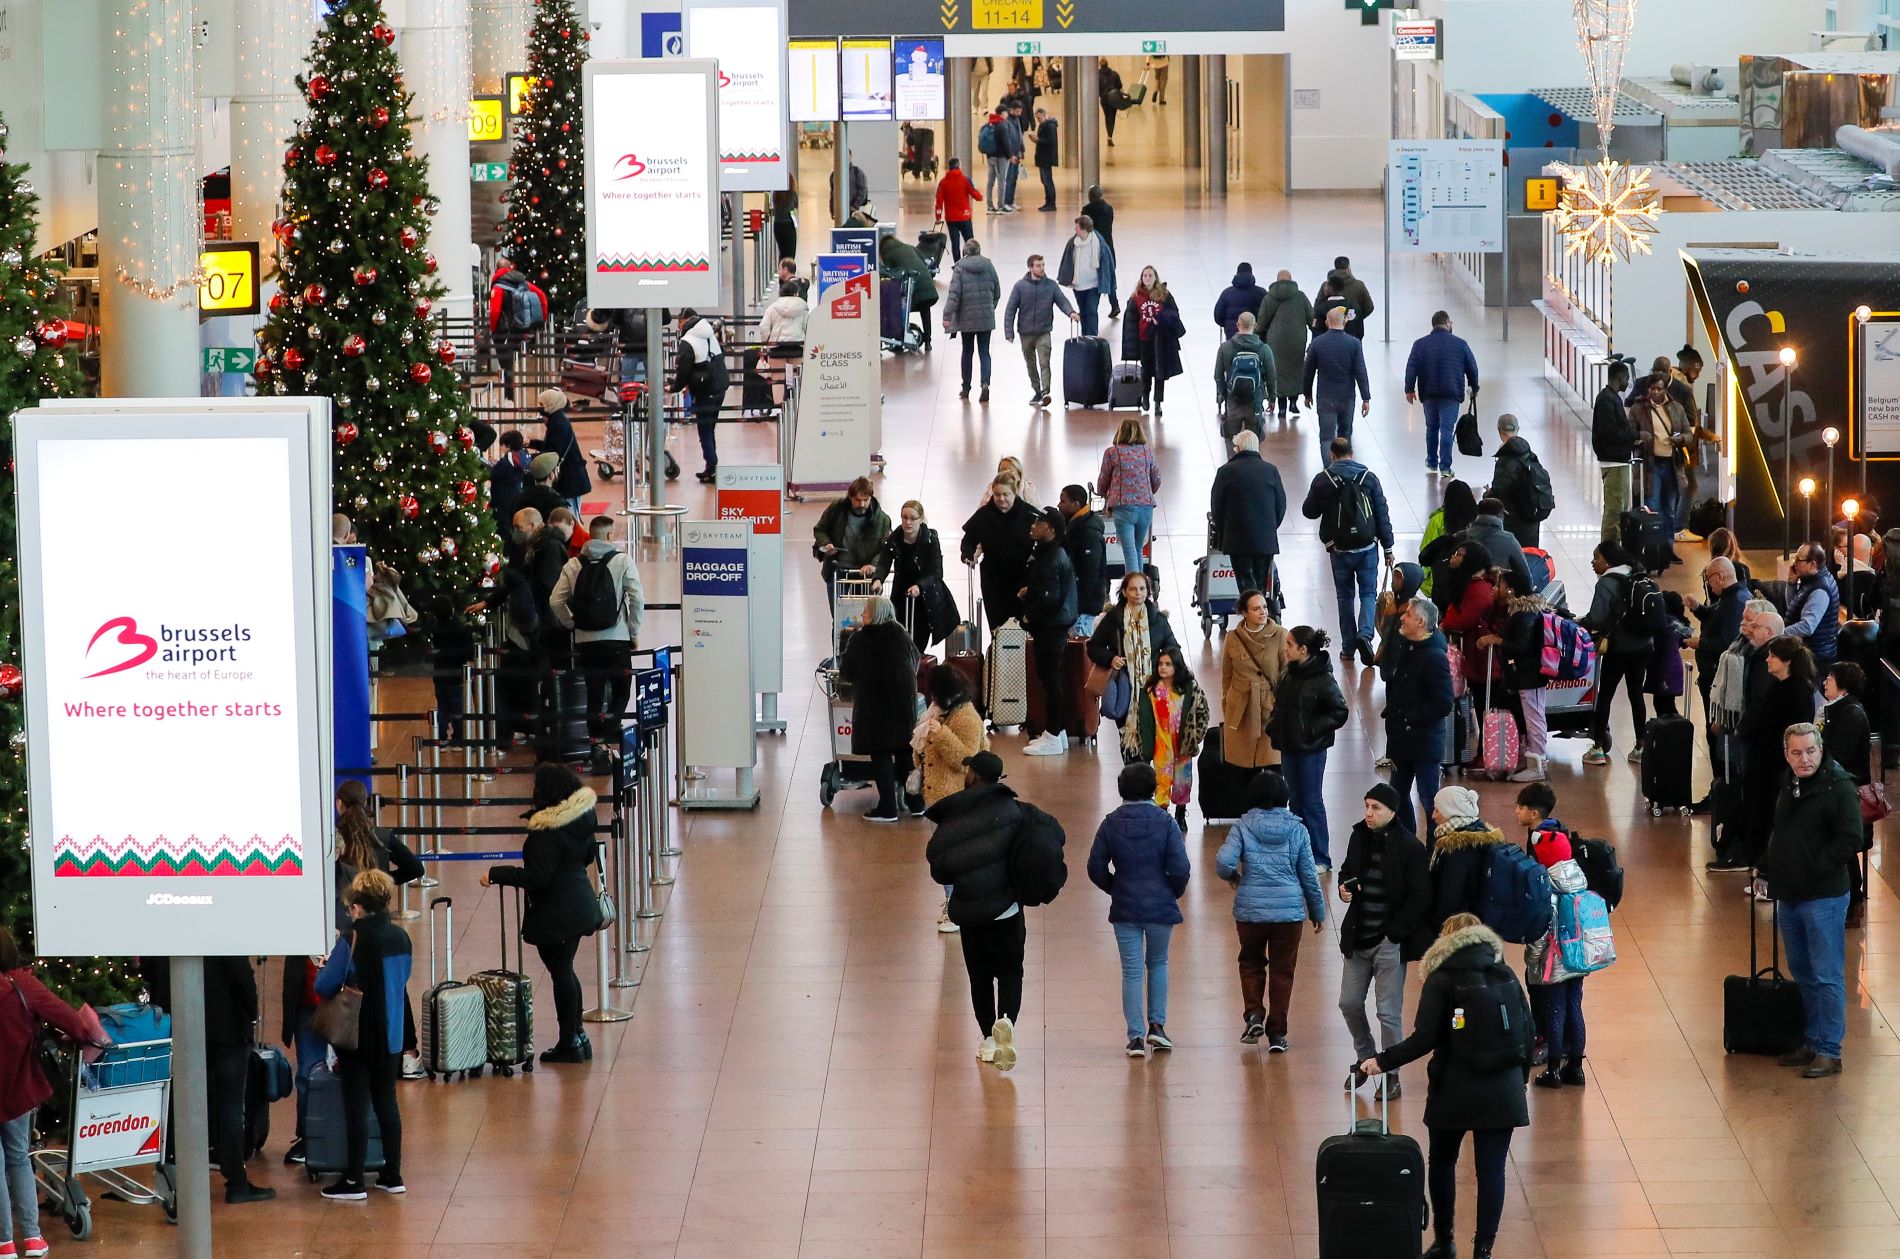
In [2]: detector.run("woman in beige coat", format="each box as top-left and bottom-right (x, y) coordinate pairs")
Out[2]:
(1222, 589), (1287, 768)
(916, 664), (990, 934)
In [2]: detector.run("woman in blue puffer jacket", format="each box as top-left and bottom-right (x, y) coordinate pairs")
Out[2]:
(1216, 770), (1325, 1050)
(1088, 763), (1192, 1060)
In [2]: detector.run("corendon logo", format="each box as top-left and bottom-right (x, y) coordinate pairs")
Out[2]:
(613, 153), (648, 180)
(84, 617), (158, 679)
(77, 1113), (154, 1140)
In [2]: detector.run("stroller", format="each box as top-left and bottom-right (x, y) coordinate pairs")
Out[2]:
(902, 125), (938, 179)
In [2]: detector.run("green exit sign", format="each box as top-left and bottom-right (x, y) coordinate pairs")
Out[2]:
(1142, 39), (1166, 54)
(202, 346), (257, 373)
(470, 161), (511, 182)
(1015, 40), (1039, 54)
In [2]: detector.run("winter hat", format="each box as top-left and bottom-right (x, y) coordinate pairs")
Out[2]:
(528, 452), (561, 481)
(1363, 782), (1405, 819)
(964, 751), (1006, 782)
(1391, 561), (1425, 604)
(537, 387), (568, 414)
(1433, 785), (1481, 827)
(1035, 506), (1067, 537)
(1528, 826), (1573, 867)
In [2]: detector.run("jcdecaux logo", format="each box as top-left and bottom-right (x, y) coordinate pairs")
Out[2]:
(83, 616), (253, 677)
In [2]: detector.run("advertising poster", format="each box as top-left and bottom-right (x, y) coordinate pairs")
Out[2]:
(583, 60), (723, 310)
(792, 271), (880, 491)
(892, 37), (945, 120)
(789, 39), (841, 122)
(815, 251), (868, 299)
(14, 405), (333, 957)
(1860, 316), (1900, 457)
(680, 521), (758, 770)
(685, 0), (789, 191)
(841, 38), (893, 121)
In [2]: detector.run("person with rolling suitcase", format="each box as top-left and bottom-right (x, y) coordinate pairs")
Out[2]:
(315, 869), (412, 1199)
(1357, 912), (1533, 1259)
(482, 762), (607, 1063)
(1268, 627), (1349, 867)
(1578, 540), (1658, 768)
(1001, 253), (1078, 408)
(1337, 784), (1433, 1101)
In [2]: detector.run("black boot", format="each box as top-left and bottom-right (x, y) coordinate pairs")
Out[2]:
(1472, 1242), (1494, 1259)
(1423, 1241), (1456, 1259)
(1174, 805), (1188, 832)
(1559, 1054), (1585, 1086)
(577, 1031), (594, 1061)
(540, 1037), (587, 1064)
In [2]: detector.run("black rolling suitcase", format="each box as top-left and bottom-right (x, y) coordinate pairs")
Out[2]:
(1063, 335), (1111, 407)
(533, 669), (592, 763)
(1641, 680), (1695, 816)
(1723, 899), (1805, 1055)
(916, 229), (948, 272)
(1316, 1073), (1425, 1259)
(1439, 693), (1477, 772)
(1195, 727), (1258, 823)
(1621, 458), (1676, 571)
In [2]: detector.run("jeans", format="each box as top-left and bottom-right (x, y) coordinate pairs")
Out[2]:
(985, 156), (1007, 203)
(1031, 626), (1068, 738)
(697, 418), (718, 472)
(537, 935), (585, 1045)
(1112, 505), (1152, 575)
(1538, 977), (1586, 1060)
(1236, 920), (1304, 1035)
(1037, 163), (1056, 208)
(1600, 463), (1631, 542)
(959, 912), (1027, 1033)
(0, 1111), (35, 1244)
(1317, 404), (1352, 461)
(1019, 332), (1052, 396)
(1330, 545), (1380, 649)
(946, 217), (973, 259)
(1428, 1128), (1513, 1249)
(1647, 457), (1681, 531)
(291, 1004), (326, 1141)
(337, 1048), (403, 1182)
(1113, 922), (1174, 1038)
(1422, 397), (1460, 470)
(1004, 161), (1020, 206)
(959, 329), (993, 389)
(209, 1041), (249, 1186)
(574, 639), (633, 744)
(1074, 288), (1100, 337)
(1388, 758), (1441, 839)
(1590, 648), (1649, 753)
(1339, 941), (1406, 1062)
(1282, 748), (1331, 865)
(1230, 553), (1273, 603)
(1780, 892), (1849, 1058)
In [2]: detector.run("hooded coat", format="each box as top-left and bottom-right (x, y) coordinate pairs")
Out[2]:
(841, 619), (921, 755)
(1212, 268), (1263, 338)
(814, 494), (895, 579)
(1374, 922), (1532, 1131)
(1064, 507), (1109, 616)
(1381, 631), (1454, 763)
(1221, 619), (1288, 768)
(1490, 435), (1545, 546)
(1267, 651), (1348, 754)
(487, 787), (603, 945)
(1316, 266), (1375, 338)
(941, 252), (1002, 333)
(1216, 805), (1325, 924)
(1759, 756), (1861, 902)
(1087, 802), (1192, 924)
(878, 237), (940, 312)
(925, 783), (1026, 926)
(1427, 821), (1514, 929)
(1256, 279), (1313, 398)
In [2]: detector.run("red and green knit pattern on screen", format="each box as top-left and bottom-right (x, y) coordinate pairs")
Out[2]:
(53, 833), (307, 878)
(502, 0), (591, 316)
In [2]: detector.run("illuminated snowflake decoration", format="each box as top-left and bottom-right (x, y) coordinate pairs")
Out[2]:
(1552, 158), (1662, 264)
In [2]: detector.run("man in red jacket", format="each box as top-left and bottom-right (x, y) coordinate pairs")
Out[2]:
(487, 259), (548, 399)
(933, 158), (983, 262)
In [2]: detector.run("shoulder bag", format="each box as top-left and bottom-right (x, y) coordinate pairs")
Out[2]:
(310, 939), (361, 1051)
(590, 842), (617, 933)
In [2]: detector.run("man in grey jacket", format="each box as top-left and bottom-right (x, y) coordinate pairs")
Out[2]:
(550, 515), (646, 768)
(1301, 307), (1372, 463)
(1002, 254), (1078, 408)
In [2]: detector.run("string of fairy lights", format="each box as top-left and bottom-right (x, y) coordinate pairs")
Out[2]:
(104, 0), (202, 303)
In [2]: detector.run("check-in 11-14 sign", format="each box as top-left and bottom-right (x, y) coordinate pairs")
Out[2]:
(12, 404), (334, 957)
(685, 0), (789, 191)
(583, 60), (723, 310)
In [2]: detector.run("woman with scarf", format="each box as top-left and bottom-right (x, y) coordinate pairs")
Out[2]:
(1131, 645), (1210, 831)
(1221, 589), (1289, 771)
(1119, 265), (1185, 418)
(1088, 570), (1180, 759)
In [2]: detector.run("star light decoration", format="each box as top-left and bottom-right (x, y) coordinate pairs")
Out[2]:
(1551, 156), (1661, 264)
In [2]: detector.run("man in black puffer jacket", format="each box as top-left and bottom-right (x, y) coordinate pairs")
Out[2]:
(1020, 508), (1079, 757)
(927, 753), (1030, 1067)
(1058, 485), (1108, 631)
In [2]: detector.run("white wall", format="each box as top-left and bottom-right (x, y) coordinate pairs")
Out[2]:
(1284, 6), (1388, 190)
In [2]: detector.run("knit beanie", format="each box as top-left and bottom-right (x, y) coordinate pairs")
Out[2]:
(1363, 782), (1405, 819)
(528, 451), (560, 480)
(1433, 785), (1481, 828)
(1529, 825), (1573, 867)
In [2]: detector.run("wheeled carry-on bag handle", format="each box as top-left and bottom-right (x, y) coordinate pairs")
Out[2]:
(1748, 892), (1785, 982)
(430, 895), (455, 987)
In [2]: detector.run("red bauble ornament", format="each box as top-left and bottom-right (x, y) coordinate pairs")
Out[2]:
(335, 422), (359, 446)
(543, 77), (554, 87)
(307, 74), (333, 102)
(352, 265), (378, 287)
(557, 159), (567, 170)
(456, 479), (479, 503)
(440, 537), (459, 558)
(268, 292), (290, 315)
(36, 322), (67, 347)
(398, 494), (420, 519)
(370, 106), (391, 128)
(342, 334), (367, 357)
(455, 425), (476, 449)
(282, 348), (307, 371)
(436, 340), (456, 365)
(399, 226), (420, 249)
(367, 168), (390, 191)
(254, 356), (273, 380)
(409, 362), (433, 385)
(0, 664), (21, 701)
(421, 252), (438, 274)
(561, 122), (571, 133)
(427, 430), (449, 454)
(285, 145), (302, 167)
(302, 282), (327, 307)
(1736, 280), (1750, 294)
(414, 297), (433, 319)
(314, 144), (338, 167)
(484, 553), (502, 577)
(372, 22), (395, 44)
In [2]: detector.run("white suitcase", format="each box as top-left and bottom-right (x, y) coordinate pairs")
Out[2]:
(986, 618), (1030, 728)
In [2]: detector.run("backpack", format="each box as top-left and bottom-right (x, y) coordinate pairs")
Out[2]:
(1007, 802), (1068, 906)
(1520, 452), (1556, 522)
(1554, 888), (1616, 975)
(1323, 468), (1377, 552)
(497, 273), (543, 333)
(1477, 844), (1554, 944)
(568, 552), (622, 632)
(1537, 610), (1597, 682)
(1445, 967), (1533, 1072)
(1619, 573), (1668, 637)
(1227, 350), (1264, 397)
(977, 122), (998, 155)
(1572, 837), (1624, 910)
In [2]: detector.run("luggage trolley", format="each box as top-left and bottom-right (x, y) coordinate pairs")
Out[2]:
(34, 1037), (178, 1239)
(818, 575), (882, 808)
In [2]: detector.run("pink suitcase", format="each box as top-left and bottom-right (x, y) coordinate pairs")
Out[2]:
(1480, 649), (1521, 778)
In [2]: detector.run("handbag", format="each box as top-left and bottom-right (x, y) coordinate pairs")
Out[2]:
(1100, 668), (1132, 724)
(1374, 560), (1396, 625)
(589, 842), (617, 933)
(310, 941), (362, 1052)
(1455, 406), (1484, 457)
(1860, 782), (1892, 825)
(1084, 660), (1114, 700)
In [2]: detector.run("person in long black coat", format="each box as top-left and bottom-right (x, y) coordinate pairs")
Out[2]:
(1821, 661), (1875, 917)
(961, 479), (1038, 629)
(841, 597), (922, 821)
(888, 502), (950, 655)
(1209, 433), (1287, 599)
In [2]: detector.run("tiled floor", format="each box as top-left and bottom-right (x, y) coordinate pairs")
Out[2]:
(70, 104), (1900, 1258)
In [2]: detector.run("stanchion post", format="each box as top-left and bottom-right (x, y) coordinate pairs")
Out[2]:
(659, 725), (681, 858)
(584, 824), (635, 1019)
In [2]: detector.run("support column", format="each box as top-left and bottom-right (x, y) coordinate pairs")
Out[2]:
(230, 0), (315, 281)
(1183, 55), (1202, 170)
(727, 192), (746, 320)
(1078, 56), (1100, 193)
(169, 958), (213, 1259)
(949, 57), (973, 175)
(401, 0), (476, 317)
(1207, 55), (1228, 197)
(97, 0), (200, 398)
(833, 123), (850, 227)
(471, 0), (532, 96)
(1061, 58), (1080, 169)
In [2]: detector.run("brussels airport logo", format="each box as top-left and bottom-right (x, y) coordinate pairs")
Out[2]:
(83, 616), (253, 677)
(718, 70), (731, 89)
(609, 152), (693, 184)
(612, 152), (649, 180)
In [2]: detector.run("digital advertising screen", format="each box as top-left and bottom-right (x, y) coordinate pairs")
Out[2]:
(685, 0), (789, 190)
(891, 37), (944, 120)
(789, 39), (840, 122)
(841, 38), (893, 121)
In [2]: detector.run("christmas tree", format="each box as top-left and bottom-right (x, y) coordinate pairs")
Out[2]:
(0, 113), (139, 1003)
(501, 0), (590, 319)
(260, 0), (500, 619)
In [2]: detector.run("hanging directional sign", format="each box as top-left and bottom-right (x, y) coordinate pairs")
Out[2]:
(790, 0), (1284, 37)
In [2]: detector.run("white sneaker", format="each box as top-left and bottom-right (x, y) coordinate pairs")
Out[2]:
(937, 900), (960, 934)
(1023, 733), (1063, 757)
(1509, 755), (1547, 783)
(400, 1053), (424, 1080)
(990, 1016), (1018, 1068)
(976, 1036), (997, 1062)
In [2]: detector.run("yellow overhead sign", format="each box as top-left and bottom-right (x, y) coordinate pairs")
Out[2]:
(468, 96), (505, 142)
(198, 241), (260, 317)
(1525, 176), (1562, 212)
